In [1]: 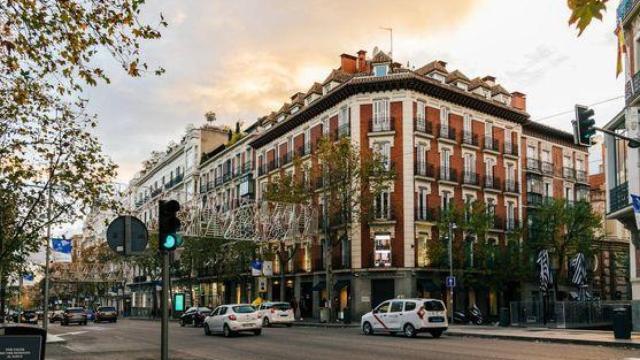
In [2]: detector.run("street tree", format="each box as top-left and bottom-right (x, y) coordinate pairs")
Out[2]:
(527, 198), (602, 299)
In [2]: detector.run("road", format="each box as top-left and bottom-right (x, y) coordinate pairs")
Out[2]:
(45, 319), (639, 360)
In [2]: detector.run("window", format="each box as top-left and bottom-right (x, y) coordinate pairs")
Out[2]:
(527, 145), (537, 159)
(506, 163), (514, 182)
(544, 182), (552, 197)
(416, 101), (426, 131)
(373, 99), (390, 131)
(374, 64), (388, 77)
(374, 234), (392, 267)
(430, 73), (445, 83)
(442, 190), (452, 209)
(323, 83), (331, 94)
(504, 129), (512, 152)
(374, 142), (391, 170)
(576, 158), (584, 171)
(375, 191), (391, 219)
(416, 144), (426, 173)
(485, 159), (494, 180)
(375, 301), (391, 313)
(186, 147), (194, 170)
(390, 301), (404, 313)
(564, 155), (572, 168)
(440, 107), (450, 131)
(565, 187), (573, 201)
(542, 149), (550, 163)
(487, 198), (496, 216)
(463, 114), (472, 139)
(341, 236), (350, 267)
(417, 187), (428, 220)
(485, 122), (493, 144)
(339, 106), (349, 127)
(457, 82), (468, 91)
(441, 148), (451, 171)
(507, 201), (515, 229)
(464, 153), (475, 176)
(404, 301), (417, 311)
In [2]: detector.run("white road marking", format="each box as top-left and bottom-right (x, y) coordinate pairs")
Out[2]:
(55, 331), (87, 337)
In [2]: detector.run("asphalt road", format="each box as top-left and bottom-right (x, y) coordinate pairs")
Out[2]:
(45, 319), (639, 360)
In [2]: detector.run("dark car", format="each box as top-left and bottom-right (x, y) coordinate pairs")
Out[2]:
(61, 307), (87, 326)
(95, 306), (117, 323)
(49, 310), (64, 323)
(13, 310), (38, 324)
(180, 307), (211, 327)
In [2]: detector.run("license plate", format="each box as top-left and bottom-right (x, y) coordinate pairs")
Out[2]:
(280, 314), (289, 317)
(242, 323), (253, 327)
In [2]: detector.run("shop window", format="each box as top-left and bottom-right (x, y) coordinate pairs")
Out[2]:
(374, 234), (392, 267)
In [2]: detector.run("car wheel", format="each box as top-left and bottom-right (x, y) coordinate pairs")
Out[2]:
(204, 324), (211, 336)
(403, 323), (417, 338)
(262, 317), (270, 327)
(223, 324), (233, 338)
(254, 329), (262, 336)
(362, 321), (373, 335)
(430, 330), (443, 338)
(180, 319), (185, 327)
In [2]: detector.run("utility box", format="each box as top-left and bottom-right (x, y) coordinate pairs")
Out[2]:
(0, 325), (47, 359)
(612, 307), (631, 340)
(499, 307), (510, 327)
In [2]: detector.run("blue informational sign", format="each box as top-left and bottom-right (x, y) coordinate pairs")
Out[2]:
(631, 194), (640, 230)
(51, 238), (72, 262)
(23, 274), (34, 281)
(446, 276), (456, 288)
(250, 260), (263, 276)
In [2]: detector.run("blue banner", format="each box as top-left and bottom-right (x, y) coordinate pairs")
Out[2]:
(51, 238), (72, 262)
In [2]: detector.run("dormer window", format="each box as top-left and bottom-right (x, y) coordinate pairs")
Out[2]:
(484, 89), (491, 99)
(323, 83), (331, 94)
(374, 64), (388, 77)
(456, 82), (468, 91)
(278, 114), (286, 122)
(290, 106), (299, 114)
(429, 73), (445, 83)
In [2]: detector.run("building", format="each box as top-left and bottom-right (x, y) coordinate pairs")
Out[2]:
(246, 49), (589, 320)
(603, 0), (640, 329)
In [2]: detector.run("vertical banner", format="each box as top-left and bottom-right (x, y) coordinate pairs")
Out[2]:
(262, 261), (273, 276)
(631, 194), (640, 230)
(51, 238), (72, 262)
(250, 260), (263, 277)
(23, 274), (35, 286)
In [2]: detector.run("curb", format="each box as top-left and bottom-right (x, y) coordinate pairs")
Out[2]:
(291, 322), (359, 329)
(445, 330), (640, 349)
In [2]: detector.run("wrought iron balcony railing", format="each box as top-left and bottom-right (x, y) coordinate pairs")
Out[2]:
(414, 117), (433, 135)
(369, 117), (394, 132)
(414, 161), (434, 177)
(462, 131), (479, 146)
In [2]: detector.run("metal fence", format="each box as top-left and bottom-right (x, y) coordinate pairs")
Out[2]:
(510, 300), (637, 329)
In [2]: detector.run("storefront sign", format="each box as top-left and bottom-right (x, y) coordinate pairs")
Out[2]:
(361, 296), (370, 303)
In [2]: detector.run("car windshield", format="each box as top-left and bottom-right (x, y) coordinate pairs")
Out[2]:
(232, 305), (255, 314)
(67, 308), (84, 313)
(99, 307), (116, 312)
(424, 300), (445, 311)
(197, 307), (211, 313)
(270, 303), (290, 310)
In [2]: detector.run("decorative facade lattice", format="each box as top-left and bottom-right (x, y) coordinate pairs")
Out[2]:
(181, 196), (318, 244)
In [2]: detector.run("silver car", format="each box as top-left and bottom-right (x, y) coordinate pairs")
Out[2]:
(61, 307), (87, 326)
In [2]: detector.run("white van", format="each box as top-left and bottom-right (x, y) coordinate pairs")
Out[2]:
(360, 298), (447, 338)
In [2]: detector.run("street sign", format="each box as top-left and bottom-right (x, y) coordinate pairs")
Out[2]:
(250, 260), (263, 276)
(106, 215), (148, 256)
(262, 261), (273, 276)
(446, 276), (456, 288)
(258, 277), (267, 293)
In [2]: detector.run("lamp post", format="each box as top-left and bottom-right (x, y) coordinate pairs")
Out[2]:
(448, 222), (457, 323)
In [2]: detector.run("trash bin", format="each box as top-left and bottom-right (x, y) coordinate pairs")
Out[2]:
(343, 307), (351, 324)
(319, 307), (330, 323)
(613, 307), (631, 340)
(499, 307), (510, 327)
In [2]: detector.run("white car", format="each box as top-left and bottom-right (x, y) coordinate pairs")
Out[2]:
(258, 302), (294, 327)
(203, 304), (262, 337)
(361, 298), (448, 338)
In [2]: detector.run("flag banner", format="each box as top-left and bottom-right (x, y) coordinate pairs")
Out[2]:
(51, 238), (72, 262)
(262, 261), (273, 276)
(250, 260), (263, 277)
(23, 274), (35, 285)
(631, 194), (640, 230)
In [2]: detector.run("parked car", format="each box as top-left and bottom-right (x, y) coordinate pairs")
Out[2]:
(258, 302), (294, 327)
(203, 304), (262, 337)
(49, 310), (64, 323)
(61, 307), (88, 326)
(13, 310), (38, 324)
(180, 307), (211, 327)
(361, 298), (448, 338)
(94, 306), (117, 323)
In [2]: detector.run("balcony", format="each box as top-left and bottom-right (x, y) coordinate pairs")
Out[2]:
(414, 161), (434, 178)
(484, 138), (499, 152)
(151, 188), (162, 197)
(504, 180), (519, 193)
(484, 176), (502, 191)
(526, 158), (540, 172)
(371, 160), (395, 176)
(207, 180), (215, 191)
(268, 159), (278, 172)
(369, 117), (394, 133)
(415, 207), (436, 222)
(222, 171), (232, 183)
(414, 117), (433, 135)
(215, 176), (223, 186)
(540, 161), (553, 176)
(199, 182), (208, 193)
(505, 218), (519, 231)
(491, 215), (504, 230)
(281, 151), (293, 166)
(503, 142), (518, 156)
(462, 171), (479, 186)
(438, 126), (456, 141)
(242, 162), (253, 175)
(576, 169), (587, 183)
(609, 182), (630, 213)
(296, 143), (311, 157)
(626, 70), (640, 105)
(372, 207), (395, 222)
(527, 191), (542, 206)
(258, 163), (267, 176)
(438, 166), (458, 183)
(462, 131), (479, 147)
(562, 167), (576, 180)
(618, 0), (640, 23)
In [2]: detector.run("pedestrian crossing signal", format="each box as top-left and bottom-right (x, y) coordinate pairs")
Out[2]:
(158, 200), (181, 252)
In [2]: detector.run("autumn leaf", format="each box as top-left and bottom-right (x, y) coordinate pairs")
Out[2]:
(567, 0), (608, 36)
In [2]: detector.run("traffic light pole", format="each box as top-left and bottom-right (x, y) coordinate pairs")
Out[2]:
(594, 126), (640, 147)
(161, 251), (169, 360)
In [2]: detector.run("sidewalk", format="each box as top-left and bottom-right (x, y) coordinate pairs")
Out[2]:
(292, 320), (640, 348)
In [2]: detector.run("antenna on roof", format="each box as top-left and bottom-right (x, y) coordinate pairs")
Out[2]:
(379, 26), (393, 57)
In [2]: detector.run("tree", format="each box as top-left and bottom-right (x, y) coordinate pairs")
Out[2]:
(567, 0), (608, 36)
(527, 198), (602, 299)
(0, 0), (165, 317)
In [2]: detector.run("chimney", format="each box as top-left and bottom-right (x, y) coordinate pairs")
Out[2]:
(482, 75), (496, 86)
(357, 50), (367, 72)
(340, 53), (357, 74)
(510, 91), (526, 111)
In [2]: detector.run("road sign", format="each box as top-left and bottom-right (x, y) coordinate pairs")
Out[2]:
(446, 276), (456, 288)
(106, 215), (148, 256)
(258, 277), (267, 293)
(262, 261), (273, 276)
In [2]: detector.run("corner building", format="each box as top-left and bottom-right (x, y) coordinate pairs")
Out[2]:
(248, 50), (588, 320)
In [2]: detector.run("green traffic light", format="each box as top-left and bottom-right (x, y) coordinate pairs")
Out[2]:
(162, 233), (178, 249)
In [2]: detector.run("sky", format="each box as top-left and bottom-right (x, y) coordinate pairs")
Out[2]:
(85, 0), (623, 185)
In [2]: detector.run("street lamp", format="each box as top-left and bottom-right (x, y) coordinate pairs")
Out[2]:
(448, 222), (457, 323)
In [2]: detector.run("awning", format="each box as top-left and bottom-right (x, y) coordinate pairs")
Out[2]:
(418, 278), (440, 292)
(312, 281), (326, 291)
(334, 280), (350, 290)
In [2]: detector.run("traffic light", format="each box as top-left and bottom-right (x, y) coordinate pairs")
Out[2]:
(158, 200), (182, 252)
(573, 104), (596, 146)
